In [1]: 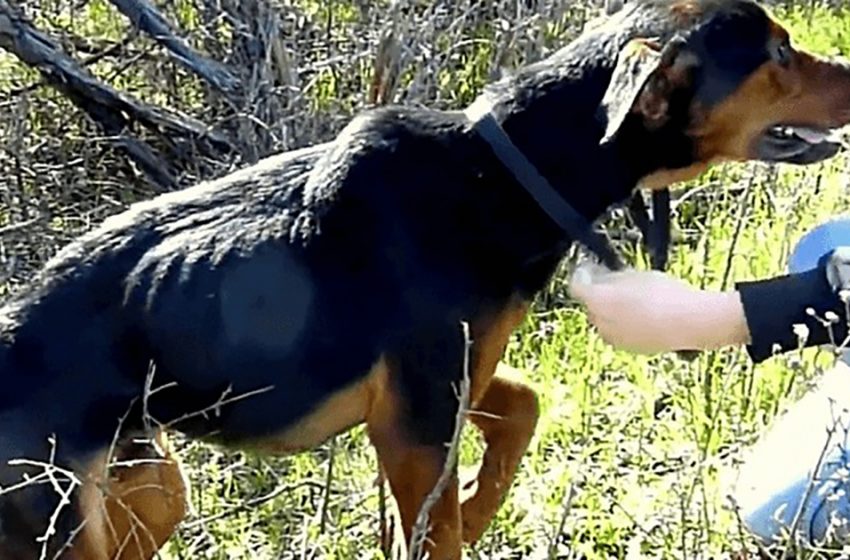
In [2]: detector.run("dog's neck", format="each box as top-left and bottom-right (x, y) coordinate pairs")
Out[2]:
(482, 90), (693, 223)
(477, 28), (697, 225)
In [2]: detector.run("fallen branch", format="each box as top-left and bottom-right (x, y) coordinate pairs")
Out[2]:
(0, 1), (234, 190)
(107, 0), (241, 98)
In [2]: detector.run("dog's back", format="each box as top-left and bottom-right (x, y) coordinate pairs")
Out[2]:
(0, 105), (485, 448)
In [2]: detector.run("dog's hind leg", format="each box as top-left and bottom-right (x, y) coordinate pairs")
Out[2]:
(460, 364), (539, 544)
(72, 430), (187, 560)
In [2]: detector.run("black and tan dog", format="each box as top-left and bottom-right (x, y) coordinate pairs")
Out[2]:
(3, 1), (850, 558)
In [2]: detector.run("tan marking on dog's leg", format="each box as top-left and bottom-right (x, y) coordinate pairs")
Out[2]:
(468, 297), (530, 404)
(72, 431), (187, 560)
(366, 367), (462, 560)
(461, 364), (539, 544)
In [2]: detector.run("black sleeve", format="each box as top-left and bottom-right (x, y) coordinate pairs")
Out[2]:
(735, 266), (848, 363)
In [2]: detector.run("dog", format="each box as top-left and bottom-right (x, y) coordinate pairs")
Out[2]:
(2, 1), (850, 558)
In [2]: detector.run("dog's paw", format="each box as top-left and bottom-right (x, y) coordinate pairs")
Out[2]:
(826, 246), (850, 293)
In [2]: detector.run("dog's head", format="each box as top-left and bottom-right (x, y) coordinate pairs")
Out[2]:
(598, 0), (850, 188)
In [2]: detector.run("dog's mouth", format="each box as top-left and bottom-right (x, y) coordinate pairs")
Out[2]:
(756, 124), (846, 165)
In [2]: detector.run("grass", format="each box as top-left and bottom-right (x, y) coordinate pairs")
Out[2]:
(3, 0), (850, 558)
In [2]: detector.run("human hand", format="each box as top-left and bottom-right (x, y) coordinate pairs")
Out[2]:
(569, 263), (747, 354)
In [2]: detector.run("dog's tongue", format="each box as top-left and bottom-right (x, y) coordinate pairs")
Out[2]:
(794, 127), (829, 144)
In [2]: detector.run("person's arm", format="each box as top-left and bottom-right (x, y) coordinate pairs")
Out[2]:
(676, 289), (750, 351)
(569, 263), (848, 360)
(568, 265), (749, 354)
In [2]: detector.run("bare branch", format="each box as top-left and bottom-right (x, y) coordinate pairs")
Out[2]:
(0, 1), (234, 190)
(161, 384), (275, 430)
(182, 480), (326, 530)
(407, 321), (472, 560)
(107, 0), (241, 97)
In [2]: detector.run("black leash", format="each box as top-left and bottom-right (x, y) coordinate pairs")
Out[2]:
(629, 188), (700, 359)
(628, 188), (671, 271)
(464, 95), (675, 277)
(464, 96), (626, 271)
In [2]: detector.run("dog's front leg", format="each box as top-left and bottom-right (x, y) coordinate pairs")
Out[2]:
(367, 326), (468, 560)
(461, 364), (539, 544)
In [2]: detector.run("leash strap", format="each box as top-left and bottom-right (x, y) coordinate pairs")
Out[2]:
(464, 96), (625, 271)
(628, 188), (671, 271)
(647, 188), (671, 270)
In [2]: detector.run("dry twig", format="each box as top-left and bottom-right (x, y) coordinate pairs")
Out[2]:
(407, 321), (473, 560)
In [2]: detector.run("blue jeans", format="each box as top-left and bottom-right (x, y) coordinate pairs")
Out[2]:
(735, 358), (850, 546)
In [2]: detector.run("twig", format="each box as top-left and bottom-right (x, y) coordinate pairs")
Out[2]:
(162, 384), (275, 429)
(780, 405), (841, 559)
(378, 464), (393, 559)
(103, 490), (165, 560)
(1, 436), (82, 560)
(319, 436), (337, 534)
(547, 482), (577, 559)
(407, 321), (473, 560)
(51, 518), (88, 560)
(368, 0), (420, 106)
(719, 176), (753, 291)
(106, 0), (240, 97)
(727, 494), (778, 560)
(0, 216), (45, 237)
(182, 480), (324, 529)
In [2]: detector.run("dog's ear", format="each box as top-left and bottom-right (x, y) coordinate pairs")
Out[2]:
(599, 36), (698, 145)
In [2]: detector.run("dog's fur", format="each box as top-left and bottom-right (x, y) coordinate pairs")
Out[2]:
(3, 1), (850, 558)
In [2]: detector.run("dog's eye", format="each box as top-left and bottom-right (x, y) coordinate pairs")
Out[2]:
(773, 39), (792, 67)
